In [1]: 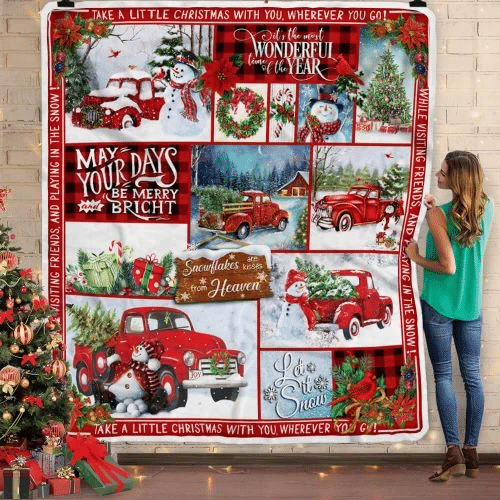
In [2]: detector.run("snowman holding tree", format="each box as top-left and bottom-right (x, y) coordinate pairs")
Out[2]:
(159, 53), (211, 137)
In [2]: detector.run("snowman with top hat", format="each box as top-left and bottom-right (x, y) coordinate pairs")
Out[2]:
(276, 269), (317, 337)
(159, 52), (211, 137)
(298, 84), (346, 143)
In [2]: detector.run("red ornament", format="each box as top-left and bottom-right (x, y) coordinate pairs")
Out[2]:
(52, 359), (67, 378)
(20, 286), (27, 294)
(0, 251), (17, 271)
(0, 365), (22, 394)
(14, 322), (34, 345)
(414, 52), (425, 64)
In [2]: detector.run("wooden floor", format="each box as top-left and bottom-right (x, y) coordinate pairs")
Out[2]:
(52, 460), (500, 500)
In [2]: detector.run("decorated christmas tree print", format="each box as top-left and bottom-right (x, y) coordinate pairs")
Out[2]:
(363, 46), (411, 126)
(378, 162), (408, 199)
(148, 26), (186, 80)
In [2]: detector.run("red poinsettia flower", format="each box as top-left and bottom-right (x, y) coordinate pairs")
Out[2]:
(389, 394), (416, 427)
(53, 15), (83, 47)
(202, 57), (239, 95)
(397, 16), (427, 50)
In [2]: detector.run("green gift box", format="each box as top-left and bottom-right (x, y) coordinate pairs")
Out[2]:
(63, 435), (133, 496)
(36, 482), (50, 498)
(82, 252), (120, 292)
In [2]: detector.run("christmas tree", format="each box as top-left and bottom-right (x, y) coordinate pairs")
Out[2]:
(363, 46), (411, 125)
(149, 26), (186, 80)
(292, 207), (308, 248)
(63, 49), (91, 113)
(378, 163), (408, 198)
(0, 223), (72, 444)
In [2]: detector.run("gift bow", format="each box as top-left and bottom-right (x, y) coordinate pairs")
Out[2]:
(66, 434), (129, 492)
(56, 465), (75, 479)
(0, 379), (17, 395)
(0, 309), (14, 324)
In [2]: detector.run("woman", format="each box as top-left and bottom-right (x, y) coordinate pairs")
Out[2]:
(405, 151), (494, 482)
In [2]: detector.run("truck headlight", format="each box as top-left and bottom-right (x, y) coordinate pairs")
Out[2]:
(183, 351), (195, 367)
(237, 352), (246, 365)
(75, 107), (81, 113)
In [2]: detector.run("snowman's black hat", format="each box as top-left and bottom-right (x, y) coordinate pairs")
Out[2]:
(308, 84), (344, 113)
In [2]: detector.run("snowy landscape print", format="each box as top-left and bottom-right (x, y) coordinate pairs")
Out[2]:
(190, 145), (310, 250)
(261, 253), (402, 349)
(309, 145), (410, 251)
(64, 23), (213, 143)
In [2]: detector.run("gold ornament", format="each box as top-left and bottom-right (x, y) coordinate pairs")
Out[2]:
(19, 406), (26, 413)
(9, 344), (20, 354)
(20, 378), (30, 388)
(2, 411), (13, 422)
(15, 297), (21, 304)
(52, 359), (67, 378)
(14, 322), (34, 345)
(0, 364), (22, 394)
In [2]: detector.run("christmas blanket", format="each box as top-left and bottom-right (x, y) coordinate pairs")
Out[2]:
(41, 1), (435, 443)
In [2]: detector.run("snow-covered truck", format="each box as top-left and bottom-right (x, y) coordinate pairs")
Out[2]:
(72, 306), (247, 410)
(309, 269), (393, 340)
(71, 69), (164, 129)
(198, 190), (289, 239)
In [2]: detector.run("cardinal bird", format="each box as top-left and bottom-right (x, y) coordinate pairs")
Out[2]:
(334, 54), (364, 85)
(385, 153), (394, 159)
(152, 68), (167, 81)
(330, 371), (377, 406)
(109, 49), (121, 58)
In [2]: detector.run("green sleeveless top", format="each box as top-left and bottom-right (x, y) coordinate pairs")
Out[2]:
(421, 198), (494, 321)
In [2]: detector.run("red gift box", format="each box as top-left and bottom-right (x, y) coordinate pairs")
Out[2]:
(132, 257), (164, 293)
(48, 476), (81, 495)
(356, 121), (372, 132)
(0, 446), (45, 489)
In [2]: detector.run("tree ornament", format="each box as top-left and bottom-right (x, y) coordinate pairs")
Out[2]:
(52, 359), (67, 378)
(15, 297), (21, 304)
(0, 290), (4, 297)
(20, 378), (30, 388)
(2, 411), (13, 422)
(14, 322), (34, 345)
(0, 365), (21, 394)
(6, 298), (14, 309)
(0, 251), (18, 271)
(414, 52), (425, 64)
(9, 343), (20, 354)
(20, 286), (27, 294)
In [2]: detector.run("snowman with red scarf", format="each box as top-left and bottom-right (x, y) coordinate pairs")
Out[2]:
(276, 269), (317, 337)
(159, 52), (210, 137)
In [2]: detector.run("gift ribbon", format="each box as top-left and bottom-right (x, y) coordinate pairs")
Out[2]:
(66, 434), (129, 493)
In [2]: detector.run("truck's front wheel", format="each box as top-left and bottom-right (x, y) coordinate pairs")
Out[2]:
(76, 362), (93, 396)
(211, 388), (239, 402)
(377, 306), (392, 329)
(276, 218), (288, 232)
(336, 213), (353, 232)
(343, 316), (361, 340)
(235, 223), (250, 239)
(159, 367), (187, 411)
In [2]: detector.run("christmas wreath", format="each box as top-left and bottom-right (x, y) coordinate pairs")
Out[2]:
(79, 104), (104, 129)
(216, 87), (266, 139)
(209, 352), (231, 376)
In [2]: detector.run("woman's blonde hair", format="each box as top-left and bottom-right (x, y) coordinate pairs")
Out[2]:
(445, 150), (487, 247)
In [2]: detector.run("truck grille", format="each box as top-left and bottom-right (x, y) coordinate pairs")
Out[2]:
(199, 358), (238, 378)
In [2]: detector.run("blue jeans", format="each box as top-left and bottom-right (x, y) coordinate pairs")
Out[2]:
(421, 300), (484, 447)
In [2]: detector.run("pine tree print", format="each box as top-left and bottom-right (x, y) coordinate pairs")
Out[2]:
(363, 46), (411, 125)
(378, 163), (408, 198)
(149, 26), (185, 79)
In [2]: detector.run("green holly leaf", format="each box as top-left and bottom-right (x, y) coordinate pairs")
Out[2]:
(330, 400), (350, 419)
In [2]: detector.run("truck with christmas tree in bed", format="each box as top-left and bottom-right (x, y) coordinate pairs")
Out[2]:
(196, 188), (289, 240)
(71, 69), (164, 129)
(296, 260), (393, 340)
(69, 304), (247, 412)
(311, 184), (404, 232)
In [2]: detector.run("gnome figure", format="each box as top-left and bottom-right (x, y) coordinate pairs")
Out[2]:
(276, 269), (317, 337)
(298, 85), (346, 143)
(159, 53), (211, 137)
(93, 340), (167, 416)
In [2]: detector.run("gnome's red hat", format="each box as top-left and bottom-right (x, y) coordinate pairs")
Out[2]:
(284, 269), (307, 291)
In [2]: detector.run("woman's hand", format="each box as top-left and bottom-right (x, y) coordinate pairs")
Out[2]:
(405, 240), (420, 262)
(424, 194), (436, 210)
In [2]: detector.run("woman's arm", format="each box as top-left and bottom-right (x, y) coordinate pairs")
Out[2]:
(405, 206), (456, 275)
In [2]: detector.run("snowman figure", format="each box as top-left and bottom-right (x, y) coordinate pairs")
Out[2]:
(94, 340), (166, 417)
(298, 85), (346, 143)
(159, 53), (211, 138)
(276, 269), (317, 337)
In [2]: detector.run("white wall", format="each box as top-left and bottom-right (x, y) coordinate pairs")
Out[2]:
(0, 0), (498, 454)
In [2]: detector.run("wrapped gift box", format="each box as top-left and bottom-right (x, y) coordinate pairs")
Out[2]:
(356, 121), (372, 132)
(0, 448), (44, 490)
(4, 467), (31, 499)
(48, 477), (80, 496)
(82, 252), (120, 291)
(63, 435), (133, 496)
(132, 258), (164, 293)
(32, 451), (65, 478)
(37, 482), (50, 498)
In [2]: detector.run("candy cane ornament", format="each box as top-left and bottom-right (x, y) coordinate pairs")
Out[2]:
(108, 240), (123, 265)
(273, 87), (294, 139)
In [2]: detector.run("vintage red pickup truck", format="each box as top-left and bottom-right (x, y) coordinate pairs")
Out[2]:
(309, 269), (393, 340)
(71, 69), (164, 129)
(72, 306), (247, 410)
(198, 190), (289, 239)
(312, 185), (404, 231)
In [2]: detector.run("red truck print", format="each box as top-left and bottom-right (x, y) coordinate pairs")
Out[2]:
(309, 269), (393, 340)
(72, 306), (247, 410)
(198, 190), (289, 240)
(71, 69), (164, 129)
(312, 185), (404, 232)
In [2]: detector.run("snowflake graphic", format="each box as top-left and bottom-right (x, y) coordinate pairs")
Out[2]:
(307, 362), (317, 373)
(200, 277), (207, 285)
(263, 386), (279, 403)
(180, 292), (190, 302)
(314, 375), (329, 392)
(257, 271), (267, 282)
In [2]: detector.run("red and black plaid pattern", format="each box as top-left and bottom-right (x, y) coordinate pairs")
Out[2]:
(215, 24), (360, 84)
(332, 347), (405, 394)
(64, 144), (191, 224)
